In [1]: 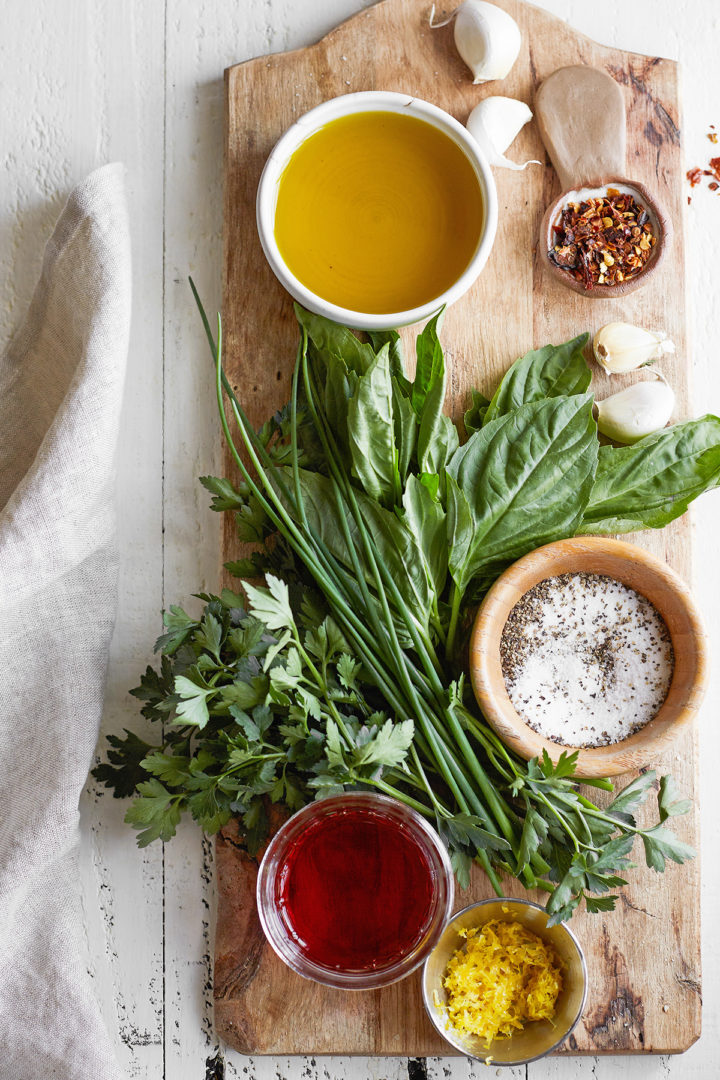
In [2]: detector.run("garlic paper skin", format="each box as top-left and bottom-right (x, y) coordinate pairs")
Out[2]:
(596, 374), (675, 444)
(593, 322), (676, 374)
(430, 1), (521, 83)
(466, 97), (541, 170)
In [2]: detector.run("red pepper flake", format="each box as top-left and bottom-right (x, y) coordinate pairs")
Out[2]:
(548, 191), (656, 290)
(688, 196), (692, 205)
(686, 141), (720, 196)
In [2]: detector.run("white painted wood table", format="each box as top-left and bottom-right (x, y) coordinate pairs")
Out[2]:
(2, 1), (719, 1077)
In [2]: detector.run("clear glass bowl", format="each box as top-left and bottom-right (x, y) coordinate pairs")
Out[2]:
(256, 792), (454, 990)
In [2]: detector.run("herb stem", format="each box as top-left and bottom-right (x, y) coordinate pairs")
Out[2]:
(444, 703), (517, 848)
(445, 582), (463, 661)
(365, 777), (434, 819)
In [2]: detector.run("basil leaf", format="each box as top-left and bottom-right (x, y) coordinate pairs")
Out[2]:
(483, 334), (590, 426)
(347, 344), (400, 507)
(393, 383), (418, 484)
(419, 412), (459, 478)
(366, 328), (410, 393)
(447, 394), (598, 589)
(420, 471), (440, 500)
(579, 415), (720, 533)
(401, 474), (448, 596)
(407, 311), (459, 476)
(464, 389), (491, 434)
(294, 304), (374, 374)
(319, 352), (358, 462)
(446, 473), (476, 590)
(412, 310), (444, 416)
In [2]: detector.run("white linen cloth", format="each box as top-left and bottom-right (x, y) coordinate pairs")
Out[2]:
(0, 164), (129, 1079)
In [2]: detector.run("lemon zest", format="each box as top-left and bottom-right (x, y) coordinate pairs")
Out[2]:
(442, 919), (563, 1048)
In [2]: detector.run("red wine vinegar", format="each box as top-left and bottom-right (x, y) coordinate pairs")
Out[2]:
(275, 805), (436, 972)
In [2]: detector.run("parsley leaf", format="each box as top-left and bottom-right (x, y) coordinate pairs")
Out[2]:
(173, 675), (216, 728)
(243, 575), (295, 631)
(352, 718), (414, 769)
(92, 730), (155, 798)
(642, 826), (696, 872)
(125, 780), (184, 846)
(658, 774), (693, 821)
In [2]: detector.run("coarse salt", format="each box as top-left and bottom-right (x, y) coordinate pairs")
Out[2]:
(500, 573), (674, 748)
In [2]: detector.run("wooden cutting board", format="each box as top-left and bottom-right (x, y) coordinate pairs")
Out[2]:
(217, 0), (700, 1056)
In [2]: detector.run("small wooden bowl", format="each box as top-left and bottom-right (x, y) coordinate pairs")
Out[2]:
(469, 536), (707, 778)
(540, 179), (672, 299)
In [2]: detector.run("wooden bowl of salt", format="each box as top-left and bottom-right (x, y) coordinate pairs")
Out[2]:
(469, 536), (707, 778)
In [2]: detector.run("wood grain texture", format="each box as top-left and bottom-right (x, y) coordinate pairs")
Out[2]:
(219, 0), (699, 1059)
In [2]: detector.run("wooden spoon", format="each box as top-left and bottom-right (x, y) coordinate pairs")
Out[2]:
(535, 65), (672, 298)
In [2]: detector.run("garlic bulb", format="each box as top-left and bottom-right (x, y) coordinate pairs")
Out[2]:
(466, 96), (541, 170)
(593, 322), (676, 375)
(596, 374), (675, 444)
(430, 1), (522, 84)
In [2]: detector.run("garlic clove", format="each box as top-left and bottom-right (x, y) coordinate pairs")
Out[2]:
(593, 321), (676, 374)
(432, 1), (521, 84)
(466, 96), (541, 170)
(596, 374), (675, 444)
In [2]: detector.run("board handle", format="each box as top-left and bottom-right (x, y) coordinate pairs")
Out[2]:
(534, 65), (626, 192)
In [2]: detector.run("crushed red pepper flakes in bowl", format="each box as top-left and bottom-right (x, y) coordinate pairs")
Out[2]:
(548, 189), (657, 290)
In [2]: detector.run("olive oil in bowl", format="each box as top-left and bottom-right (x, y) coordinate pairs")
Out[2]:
(273, 110), (485, 316)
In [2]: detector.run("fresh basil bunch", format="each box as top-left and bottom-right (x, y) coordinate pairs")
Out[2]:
(95, 295), (717, 923)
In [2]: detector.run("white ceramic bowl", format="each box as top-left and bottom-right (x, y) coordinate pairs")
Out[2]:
(256, 91), (498, 330)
